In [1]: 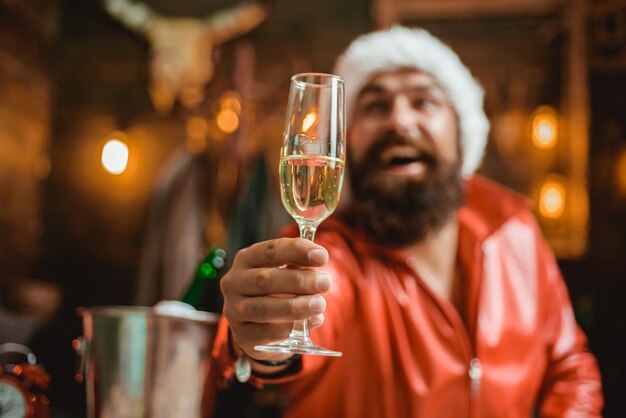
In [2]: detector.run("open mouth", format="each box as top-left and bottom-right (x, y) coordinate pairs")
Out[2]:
(380, 146), (431, 171)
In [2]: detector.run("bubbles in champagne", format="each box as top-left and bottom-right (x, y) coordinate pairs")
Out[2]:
(280, 155), (345, 225)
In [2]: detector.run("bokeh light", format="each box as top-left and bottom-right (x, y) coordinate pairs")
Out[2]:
(101, 138), (129, 175)
(216, 109), (239, 133)
(539, 178), (566, 219)
(532, 106), (558, 149)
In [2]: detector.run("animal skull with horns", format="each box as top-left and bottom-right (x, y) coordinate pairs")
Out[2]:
(103, 0), (272, 114)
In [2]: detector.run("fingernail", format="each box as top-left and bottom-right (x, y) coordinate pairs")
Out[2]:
(315, 273), (331, 291)
(309, 249), (328, 265)
(310, 314), (324, 327)
(309, 297), (325, 313)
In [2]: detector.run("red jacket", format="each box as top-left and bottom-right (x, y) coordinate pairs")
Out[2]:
(213, 176), (603, 417)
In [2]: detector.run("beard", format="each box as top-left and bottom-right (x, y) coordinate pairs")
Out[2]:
(346, 132), (465, 247)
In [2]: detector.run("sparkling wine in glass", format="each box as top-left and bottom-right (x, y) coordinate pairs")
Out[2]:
(254, 73), (345, 357)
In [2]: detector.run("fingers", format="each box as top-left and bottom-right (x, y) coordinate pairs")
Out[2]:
(226, 294), (326, 323)
(232, 268), (331, 297)
(237, 322), (295, 348)
(222, 238), (331, 360)
(238, 238), (328, 268)
(235, 315), (326, 349)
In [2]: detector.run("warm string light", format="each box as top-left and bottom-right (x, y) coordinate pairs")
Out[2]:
(216, 109), (239, 133)
(216, 91), (241, 134)
(101, 136), (129, 175)
(531, 106), (558, 149)
(185, 91), (242, 152)
(539, 177), (566, 219)
(221, 92), (242, 114)
(529, 107), (566, 220)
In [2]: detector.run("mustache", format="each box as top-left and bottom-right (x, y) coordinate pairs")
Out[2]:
(359, 130), (438, 168)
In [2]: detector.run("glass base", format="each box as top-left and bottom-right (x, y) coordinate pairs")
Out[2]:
(255, 338), (342, 357)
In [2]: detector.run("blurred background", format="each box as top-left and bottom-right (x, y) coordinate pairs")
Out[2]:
(0, 0), (624, 416)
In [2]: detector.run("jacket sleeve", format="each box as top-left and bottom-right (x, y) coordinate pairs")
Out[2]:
(535, 230), (604, 417)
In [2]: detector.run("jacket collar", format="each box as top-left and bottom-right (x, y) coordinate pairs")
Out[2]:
(458, 175), (529, 245)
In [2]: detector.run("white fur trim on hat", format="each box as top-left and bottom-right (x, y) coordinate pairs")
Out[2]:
(333, 26), (490, 177)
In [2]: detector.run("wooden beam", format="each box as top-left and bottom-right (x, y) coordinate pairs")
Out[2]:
(561, 0), (590, 257)
(377, 0), (564, 25)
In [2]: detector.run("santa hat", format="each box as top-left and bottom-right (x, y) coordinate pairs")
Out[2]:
(333, 26), (489, 177)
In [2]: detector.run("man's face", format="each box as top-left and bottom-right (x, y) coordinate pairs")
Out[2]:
(346, 69), (465, 246)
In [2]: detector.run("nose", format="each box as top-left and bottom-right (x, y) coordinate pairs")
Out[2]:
(388, 97), (420, 139)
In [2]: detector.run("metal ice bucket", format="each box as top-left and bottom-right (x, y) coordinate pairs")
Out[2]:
(77, 306), (219, 418)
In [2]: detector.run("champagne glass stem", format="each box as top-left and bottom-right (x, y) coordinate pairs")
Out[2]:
(299, 223), (317, 241)
(288, 319), (312, 342)
(284, 222), (318, 344)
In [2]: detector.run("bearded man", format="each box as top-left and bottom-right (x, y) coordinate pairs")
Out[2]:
(214, 26), (603, 417)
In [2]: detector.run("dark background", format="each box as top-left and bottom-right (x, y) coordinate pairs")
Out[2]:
(1, 0), (624, 416)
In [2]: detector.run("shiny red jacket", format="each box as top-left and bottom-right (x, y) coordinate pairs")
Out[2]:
(213, 176), (603, 417)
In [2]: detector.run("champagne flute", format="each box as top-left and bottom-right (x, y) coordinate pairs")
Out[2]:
(254, 73), (345, 357)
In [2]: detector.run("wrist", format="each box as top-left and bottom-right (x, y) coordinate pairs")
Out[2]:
(247, 353), (301, 368)
(228, 331), (301, 381)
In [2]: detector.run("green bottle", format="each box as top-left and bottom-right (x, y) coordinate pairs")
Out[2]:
(179, 248), (227, 313)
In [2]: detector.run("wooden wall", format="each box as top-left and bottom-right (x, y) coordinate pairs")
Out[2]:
(0, 0), (55, 278)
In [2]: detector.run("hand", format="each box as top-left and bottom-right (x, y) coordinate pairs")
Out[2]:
(221, 238), (331, 362)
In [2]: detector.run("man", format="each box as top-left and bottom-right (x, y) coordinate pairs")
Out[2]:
(212, 26), (603, 417)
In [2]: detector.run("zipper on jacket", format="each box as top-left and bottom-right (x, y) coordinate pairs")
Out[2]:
(406, 246), (484, 415)
(468, 357), (482, 399)
(466, 241), (487, 413)
(466, 240), (487, 410)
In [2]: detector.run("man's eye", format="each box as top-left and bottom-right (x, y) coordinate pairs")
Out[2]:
(361, 101), (389, 114)
(413, 98), (437, 109)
